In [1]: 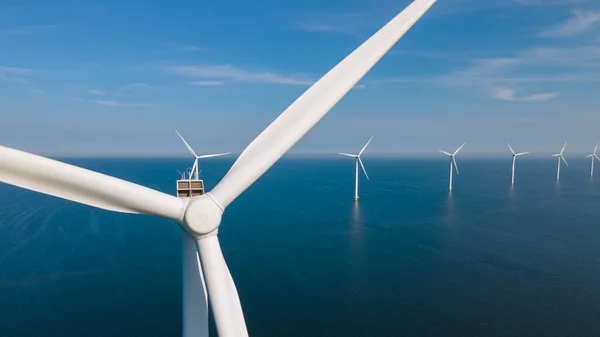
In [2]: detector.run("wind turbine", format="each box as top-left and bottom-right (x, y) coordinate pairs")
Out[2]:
(552, 142), (568, 181)
(585, 143), (600, 177)
(439, 142), (466, 192)
(507, 143), (530, 186)
(175, 130), (230, 180)
(0, 1), (437, 337)
(338, 136), (373, 201)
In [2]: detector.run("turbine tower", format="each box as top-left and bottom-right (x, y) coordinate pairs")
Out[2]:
(0, 1), (437, 336)
(585, 143), (600, 177)
(439, 142), (466, 192)
(552, 142), (568, 181)
(507, 143), (530, 186)
(338, 136), (373, 201)
(175, 130), (230, 180)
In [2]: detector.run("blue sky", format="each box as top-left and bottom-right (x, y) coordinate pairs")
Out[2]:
(1, 0), (600, 157)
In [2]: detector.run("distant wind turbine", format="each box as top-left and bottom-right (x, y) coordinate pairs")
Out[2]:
(338, 137), (373, 201)
(175, 130), (230, 179)
(507, 143), (530, 186)
(585, 143), (600, 177)
(439, 142), (466, 192)
(551, 142), (568, 181)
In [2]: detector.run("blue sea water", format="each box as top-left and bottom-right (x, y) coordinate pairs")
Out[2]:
(2, 157), (600, 336)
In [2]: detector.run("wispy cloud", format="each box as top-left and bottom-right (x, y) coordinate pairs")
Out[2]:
(189, 80), (225, 86)
(88, 89), (106, 95)
(0, 25), (55, 37)
(91, 100), (152, 107)
(538, 9), (600, 37)
(0, 66), (33, 83)
(160, 64), (313, 85)
(492, 87), (558, 101)
(120, 82), (157, 90)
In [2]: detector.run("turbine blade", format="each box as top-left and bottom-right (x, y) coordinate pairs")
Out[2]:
(586, 154), (594, 158)
(358, 136), (374, 157)
(551, 154), (560, 157)
(595, 142), (599, 155)
(358, 157), (369, 180)
(0, 146), (185, 221)
(438, 150), (452, 156)
(507, 142), (515, 155)
(453, 157), (459, 175)
(453, 142), (467, 156)
(175, 130), (199, 158)
(561, 156), (568, 166)
(182, 234), (209, 337)
(560, 142), (567, 155)
(516, 152), (530, 156)
(208, 0), (437, 209)
(196, 152), (231, 159)
(595, 154), (600, 162)
(338, 152), (358, 158)
(196, 235), (248, 337)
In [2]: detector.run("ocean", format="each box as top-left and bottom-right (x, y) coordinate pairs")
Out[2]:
(1, 157), (600, 336)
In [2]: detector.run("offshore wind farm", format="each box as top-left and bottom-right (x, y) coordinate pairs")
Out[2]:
(3, 0), (600, 336)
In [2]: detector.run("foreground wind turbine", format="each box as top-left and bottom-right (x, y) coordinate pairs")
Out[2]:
(175, 130), (230, 179)
(552, 142), (568, 181)
(338, 136), (373, 201)
(585, 143), (600, 177)
(0, 1), (437, 336)
(439, 142), (466, 192)
(507, 143), (530, 186)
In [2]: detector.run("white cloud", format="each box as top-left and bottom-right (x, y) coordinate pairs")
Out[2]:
(88, 89), (106, 95)
(0, 25), (55, 37)
(0, 66), (33, 83)
(492, 87), (558, 101)
(92, 100), (152, 107)
(189, 80), (224, 86)
(161, 64), (313, 85)
(538, 9), (600, 37)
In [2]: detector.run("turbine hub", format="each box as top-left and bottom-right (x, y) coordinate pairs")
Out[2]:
(183, 194), (223, 237)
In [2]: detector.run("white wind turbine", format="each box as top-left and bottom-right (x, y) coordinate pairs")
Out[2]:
(552, 142), (568, 181)
(175, 130), (230, 179)
(439, 142), (466, 192)
(0, 1), (437, 337)
(585, 143), (600, 177)
(338, 136), (373, 201)
(507, 143), (530, 186)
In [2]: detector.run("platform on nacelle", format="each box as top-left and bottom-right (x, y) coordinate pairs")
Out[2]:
(176, 179), (205, 198)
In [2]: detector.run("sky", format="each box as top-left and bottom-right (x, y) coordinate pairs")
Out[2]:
(1, 0), (600, 157)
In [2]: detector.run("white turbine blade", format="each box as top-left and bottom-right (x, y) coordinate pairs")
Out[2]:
(196, 152), (231, 159)
(586, 154), (594, 158)
(551, 154), (560, 157)
(595, 154), (600, 162)
(516, 152), (530, 156)
(452, 157), (459, 175)
(560, 142), (567, 155)
(182, 233), (208, 337)
(196, 235), (248, 337)
(0, 146), (185, 221)
(507, 143), (515, 155)
(595, 142), (599, 155)
(175, 130), (199, 158)
(453, 142), (467, 156)
(358, 136), (374, 157)
(338, 152), (358, 158)
(438, 150), (452, 156)
(561, 156), (568, 166)
(358, 157), (369, 180)
(208, 0), (437, 209)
